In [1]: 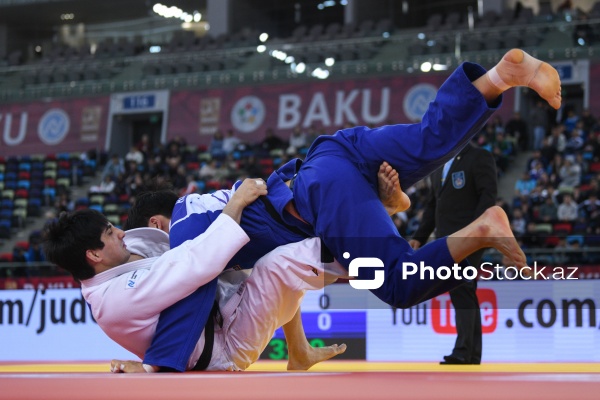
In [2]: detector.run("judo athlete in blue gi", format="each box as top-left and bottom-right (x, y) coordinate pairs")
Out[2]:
(114, 49), (562, 372)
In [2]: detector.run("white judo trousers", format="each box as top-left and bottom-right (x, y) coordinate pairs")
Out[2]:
(208, 237), (341, 371)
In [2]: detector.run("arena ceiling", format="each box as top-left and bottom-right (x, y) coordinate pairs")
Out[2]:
(0, 0), (206, 29)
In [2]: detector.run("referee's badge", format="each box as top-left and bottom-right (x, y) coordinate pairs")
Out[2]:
(452, 171), (465, 189)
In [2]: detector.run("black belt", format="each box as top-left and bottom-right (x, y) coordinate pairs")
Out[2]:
(191, 302), (219, 371)
(259, 195), (310, 239)
(259, 195), (334, 264)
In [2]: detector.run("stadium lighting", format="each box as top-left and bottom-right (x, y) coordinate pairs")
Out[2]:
(432, 63), (448, 71)
(311, 68), (330, 79)
(259, 33), (269, 42)
(257, 44), (267, 53)
(420, 62), (432, 72)
(285, 56), (295, 64)
(149, 46), (162, 53)
(153, 3), (199, 23)
(325, 57), (335, 67)
(294, 62), (306, 74)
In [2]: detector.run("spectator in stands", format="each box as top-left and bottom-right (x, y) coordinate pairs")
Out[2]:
(90, 175), (116, 194)
(515, 171), (536, 196)
(563, 109), (579, 133)
(557, 193), (579, 222)
(580, 108), (597, 133)
(12, 245), (27, 263)
(25, 232), (45, 262)
(172, 165), (188, 191)
(505, 111), (528, 151)
(558, 155), (582, 189)
(179, 174), (199, 197)
(136, 133), (154, 160)
(54, 192), (74, 215)
(540, 136), (558, 166)
(145, 156), (164, 179)
(538, 196), (558, 223)
(10, 245), (29, 278)
(581, 177), (600, 200)
(163, 143), (182, 180)
(126, 171), (145, 197)
(510, 208), (527, 237)
(239, 155), (263, 179)
(258, 127), (287, 156)
(490, 115), (504, 135)
(565, 127), (585, 155)
(287, 125), (308, 156)
(548, 124), (567, 153)
(527, 150), (545, 171)
(222, 129), (242, 155)
(530, 100), (550, 150)
(529, 160), (546, 181)
(209, 130), (227, 160)
(125, 145), (144, 165)
(101, 154), (125, 181)
(579, 192), (600, 228)
(166, 135), (187, 154)
(199, 160), (218, 180)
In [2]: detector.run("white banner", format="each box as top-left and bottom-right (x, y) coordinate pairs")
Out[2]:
(2, 280), (600, 362)
(0, 289), (135, 361)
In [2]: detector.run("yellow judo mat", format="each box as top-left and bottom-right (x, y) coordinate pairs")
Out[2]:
(2, 361), (600, 373)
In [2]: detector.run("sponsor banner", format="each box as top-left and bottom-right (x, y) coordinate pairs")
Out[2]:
(3, 280), (600, 362)
(168, 75), (517, 146)
(0, 276), (79, 290)
(366, 280), (600, 362)
(0, 288), (135, 361)
(0, 97), (109, 156)
(6, 58), (600, 156)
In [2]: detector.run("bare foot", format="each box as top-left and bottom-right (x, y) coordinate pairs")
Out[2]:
(110, 359), (148, 373)
(378, 161), (411, 215)
(491, 49), (562, 109)
(287, 343), (347, 371)
(448, 206), (527, 269)
(476, 206), (527, 268)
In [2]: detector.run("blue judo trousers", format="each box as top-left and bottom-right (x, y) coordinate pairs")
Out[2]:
(144, 62), (500, 371)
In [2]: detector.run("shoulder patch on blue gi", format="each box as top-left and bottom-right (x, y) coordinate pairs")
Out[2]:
(125, 269), (147, 289)
(452, 171), (465, 189)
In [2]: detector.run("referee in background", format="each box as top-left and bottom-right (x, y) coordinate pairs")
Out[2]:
(409, 141), (497, 365)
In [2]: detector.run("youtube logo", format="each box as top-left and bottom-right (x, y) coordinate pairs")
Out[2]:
(431, 288), (497, 334)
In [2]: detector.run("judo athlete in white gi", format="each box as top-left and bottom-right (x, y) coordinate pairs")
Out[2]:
(113, 49), (563, 372)
(42, 179), (346, 372)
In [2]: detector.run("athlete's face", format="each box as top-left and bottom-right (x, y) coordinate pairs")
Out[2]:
(97, 224), (130, 268)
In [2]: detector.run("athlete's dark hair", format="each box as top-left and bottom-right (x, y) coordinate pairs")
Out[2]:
(123, 189), (179, 230)
(42, 209), (109, 281)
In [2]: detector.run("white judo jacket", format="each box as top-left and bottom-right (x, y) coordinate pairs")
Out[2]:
(80, 214), (249, 361)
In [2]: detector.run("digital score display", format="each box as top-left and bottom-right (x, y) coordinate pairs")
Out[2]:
(259, 311), (366, 360)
